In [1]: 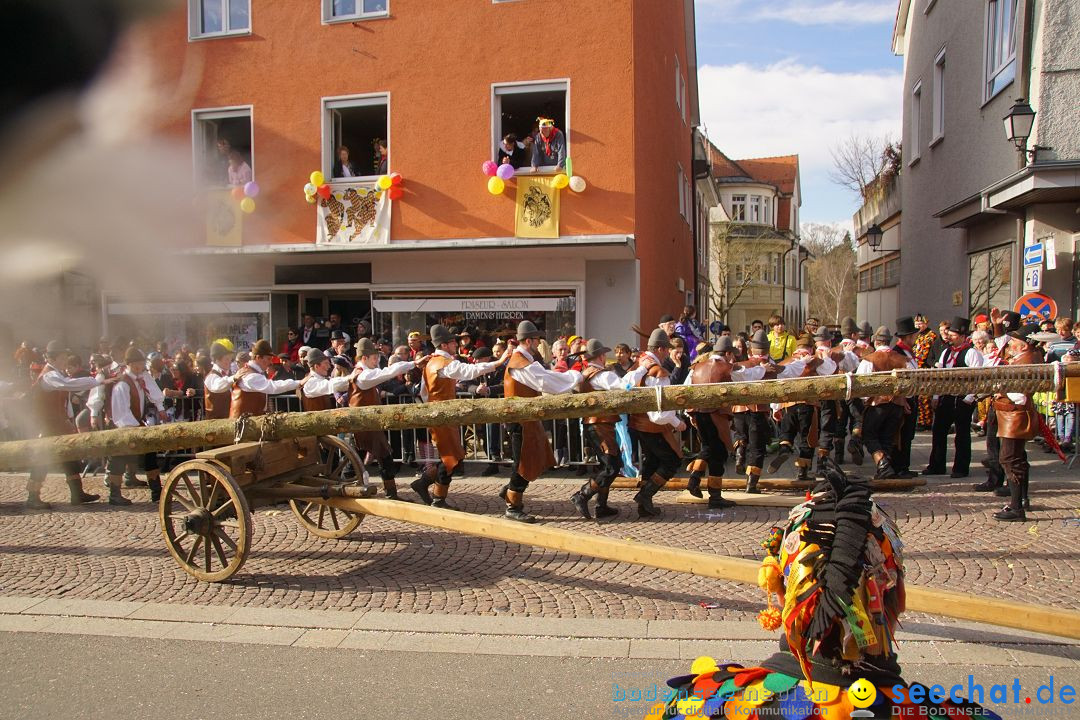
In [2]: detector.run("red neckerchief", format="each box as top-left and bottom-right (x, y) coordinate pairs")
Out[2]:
(539, 127), (559, 158)
(946, 339), (972, 367)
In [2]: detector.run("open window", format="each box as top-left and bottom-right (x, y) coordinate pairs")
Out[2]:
(323, 0), (388, 23)
(493, 81), (568, 173)
(193, 107), (252, 187)
(189, 0), (250, 39)
(324, 95), (389, 180)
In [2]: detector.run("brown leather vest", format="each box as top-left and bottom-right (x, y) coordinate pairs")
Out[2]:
(864, 349), (911, 406)
(581, 365), (618, 425)
(424, 353), (459, 402)
(32, 365), (73, 435)
(504, 351), (540, 399)
(347, 376), (381, 407)
(118, 373), (146, 425)
(302, 387), (335, 412)
(628, 360), (670, 434)
(229, 364), (269, 418)
(203, 368), (231, 420)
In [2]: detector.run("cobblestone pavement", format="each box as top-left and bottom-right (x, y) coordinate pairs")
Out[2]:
(0, 434), (1077, 623)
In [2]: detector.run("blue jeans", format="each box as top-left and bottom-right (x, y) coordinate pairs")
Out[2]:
(1056, 406), (1076, 444)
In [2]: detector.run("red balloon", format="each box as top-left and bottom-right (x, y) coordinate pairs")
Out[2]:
(387, 186), (404, 200)
(230, 186), (246, 201)
(317, 184), (332, 200)
(390, 172), (403, 186)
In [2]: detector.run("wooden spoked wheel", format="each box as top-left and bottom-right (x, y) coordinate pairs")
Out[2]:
(160, 460), (251, 582)
(289, 435), (366, 539)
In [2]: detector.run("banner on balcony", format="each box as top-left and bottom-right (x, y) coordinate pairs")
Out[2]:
(206, 190), (242, 247)
(515, 176), (560, 239)
(317, 185), (391, 245)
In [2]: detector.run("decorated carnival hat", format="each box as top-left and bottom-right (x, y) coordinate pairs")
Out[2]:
(647, 328), (671, 349)
(210, 341), (232, 360)
(213, 337), (236, 353)
(894, 316), (918, 337)
(516, 320), (543, 341)
(749, 329), (770, 350)
(1000, 310), (1022, 332)
(430, 324), (455, 346)
(583, 338), (612, 359)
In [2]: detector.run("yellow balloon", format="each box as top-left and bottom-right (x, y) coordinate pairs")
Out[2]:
(377, 175), (393, 190)
(310, 171), (325, 186)
(240, 197), (256, 213)
(553, 173), (569, 189)
(487, 176), (505, 195)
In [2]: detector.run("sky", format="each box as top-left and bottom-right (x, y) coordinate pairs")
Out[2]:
(695, 0), (904, 231)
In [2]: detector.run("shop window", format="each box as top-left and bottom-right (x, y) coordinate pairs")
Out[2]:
(324, 95), (388, 180)
(324, 0), (388, 23)
(193, 107), (252, 187)
(493, 82), (569, 172)
(969, 245), (1013, 317)
(189, 0), (249, 38)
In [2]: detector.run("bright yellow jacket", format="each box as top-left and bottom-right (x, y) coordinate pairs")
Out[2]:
(767, 330), (796, 361)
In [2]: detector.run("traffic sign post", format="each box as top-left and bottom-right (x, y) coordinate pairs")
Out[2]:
(1023, 243), (1044, 267)
(1014, 292), (1057, 321)
(1023, 266), (1042, 293)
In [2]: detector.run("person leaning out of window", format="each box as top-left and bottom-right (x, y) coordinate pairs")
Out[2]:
(766, 314), (796, 362)
(498, 134), (528, 169)
(531, 117), (566, 171)
(333, 145), (358, 179)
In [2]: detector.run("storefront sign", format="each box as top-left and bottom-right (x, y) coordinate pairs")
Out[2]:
(373, 297), (572, 313)
(464, 311), (525, 320)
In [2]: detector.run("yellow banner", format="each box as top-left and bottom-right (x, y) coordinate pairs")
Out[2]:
(206, 190), (242, 247)
(515, 176), (560, 239)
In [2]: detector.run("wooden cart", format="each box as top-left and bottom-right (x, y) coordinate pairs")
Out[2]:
(159, 436), (375, 582)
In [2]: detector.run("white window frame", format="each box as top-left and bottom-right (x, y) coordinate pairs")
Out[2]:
(321, 92), (390, 182)
(762, 197), (772, 226)
(932, 47), (946, 145)
(675, 55), (683, 117)
(749, 195), (763, 224)
(188, 0), (251, 41)
(323, 0), (389, 24)
(677, 164), (686, 219)
(491, 79), (571, 175)
(731, 194), (746, 222)
(191, 105), (254, 187)
(909, 81), (922, 165)
(983, 0), (1018, 103)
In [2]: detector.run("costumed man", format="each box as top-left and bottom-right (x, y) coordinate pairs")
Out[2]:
(646, 463), (1000, 720)
(811, 327), (859, 478)
(684, 336), (771, 508)
(836, 316), (868, 466)
(202, 339), (236, 420)
(412, 324), (510, 510)
(571, 338), (646, 519)
(627, 328), (685, 517)
(856, 326), (916, 479)
(911, 314), (937, 429)
(768, 335), (832, 483)
(976, 310), (1022, 493)
(923, 317), (983, 478)
(25, 340), (113, 508)
(104, 348), (167, 505)
(502, 321), (582, 523)
(992, 324), (1043, 522)
(889, 317), (922, 479)
(230, 339), (307, 418)
(348, 339), (424, 500)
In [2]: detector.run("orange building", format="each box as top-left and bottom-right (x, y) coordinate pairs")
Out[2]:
(107, 0), (700, 349)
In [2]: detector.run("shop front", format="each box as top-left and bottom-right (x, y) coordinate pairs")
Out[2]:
(105, 294), (270, 350)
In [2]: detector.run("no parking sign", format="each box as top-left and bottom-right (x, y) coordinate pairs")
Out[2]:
(1013, 292), (1058, 321)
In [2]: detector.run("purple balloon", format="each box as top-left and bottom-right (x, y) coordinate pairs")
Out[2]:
(243, 181), (260, 198)
(481, 160), (498, 177)
(496, 163), (515, 181)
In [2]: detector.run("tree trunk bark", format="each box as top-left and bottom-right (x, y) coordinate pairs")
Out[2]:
(1, 364), (1073, 468)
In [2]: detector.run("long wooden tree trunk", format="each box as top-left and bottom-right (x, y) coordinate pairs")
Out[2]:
(0, 364), (1073, 468)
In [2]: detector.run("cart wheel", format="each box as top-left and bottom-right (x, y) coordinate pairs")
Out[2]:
(288, 435), (365, 539)
(160, 460), (251, 582)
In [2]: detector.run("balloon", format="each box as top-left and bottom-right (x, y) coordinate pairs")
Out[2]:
(310, 170), (325, 186)
(389, 172), (403, 186)
(496, 163), (515, 181)
(487, 176), (505, 195)
(552, 173), (569, 189)
(377, 175), (393, 190)
(481, 160), (498, 177)
(303, 183), (317, 195)
(243, 181), (260, 198)
(239, 197), (256, 213)
(305, 194), (317, 204)
(568, 175), (587, 193)
(317, 184), (331, 200)
(230, 186), (245, 201)
(387, 186), (403, 200)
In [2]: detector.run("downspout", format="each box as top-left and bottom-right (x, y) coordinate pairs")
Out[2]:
(782, 237), (797, 323)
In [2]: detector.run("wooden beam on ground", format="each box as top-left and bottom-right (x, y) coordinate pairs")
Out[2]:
(675, 491), (803, 507)
(608, 476), (927, 492)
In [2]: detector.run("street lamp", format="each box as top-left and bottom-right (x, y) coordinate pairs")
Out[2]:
(866, 224), (884, 251)
(1003, 98), (1051, 163)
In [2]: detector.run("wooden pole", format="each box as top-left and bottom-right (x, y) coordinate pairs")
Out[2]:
(316, 496), (1080, 641)
(1, 364), (1075, 468)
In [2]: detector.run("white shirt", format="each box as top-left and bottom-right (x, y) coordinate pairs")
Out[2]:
(584, 363), (634, 391)
(236, 362), (300, 395)
(936, 344), (984, 403)
(419, 350), (502, 401)
(507, 347), (582, 395)
(203, 363), (234, 394)
(38, 365), (101, 419)
(855, 346), (917, 375)
(638, 351), (681, 428)
(110, 369), (166, 428)
(302, 370), (352, 398)
(680, 356), (768, 385)
(354, 361), (416, 390)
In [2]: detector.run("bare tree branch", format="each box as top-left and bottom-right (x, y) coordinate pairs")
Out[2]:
(706, 225), (782, 324)
(827, 134), (900, 201)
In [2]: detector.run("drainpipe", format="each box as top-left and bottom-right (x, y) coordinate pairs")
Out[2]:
(782, 237), (797, 324)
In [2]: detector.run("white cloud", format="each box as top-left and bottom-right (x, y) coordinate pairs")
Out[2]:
(697, 60), (901, 223)
(698, 0), (897, 26)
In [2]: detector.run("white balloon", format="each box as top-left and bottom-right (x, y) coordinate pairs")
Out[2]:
(568, 176), (587, 192)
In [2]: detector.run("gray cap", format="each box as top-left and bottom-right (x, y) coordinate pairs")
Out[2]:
(647, 328), (671, 349)
(306, 348), (328, 366)
(355, 338), (377, 357)
(749, 329), (770, 349)
(516, 321), (542, 340)
(430, 324), (454, 345)
(583, 338), (612, 359)
(714, 336), (735, 354)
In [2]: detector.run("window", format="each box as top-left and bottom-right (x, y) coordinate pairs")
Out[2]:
(324, 0), (388, 22)
(870, 264), (884, 290)
(968, 245), (1013, 317)
(858, 269), (870, 292)
(193, 107), (252, 187)
(763, 197), (772, 226)
(909, 81), (922, 163)
(884, 257), (901, 286)
(985, 0), (1018, 102)
(677, 164), (686, 219)
(493, 81), (569, 172)
(748, 196), (762, 223)
(932, 48), (946, 143)
(684, 174), (692, 225)
(730, 195), (746, 221)
(324, 94), (388, 180)
(675, 56), (683, 116)
(189, 0), (249, 39)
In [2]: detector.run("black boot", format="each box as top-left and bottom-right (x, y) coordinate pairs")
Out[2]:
(633, 478), (664, 517)
(813, 454), (827, 479)
(734, 445), (746, 475)
(797, 464), (811, 483)
(972, 470), (1004, 492)
(67, 478), (99, 505)
(594, 490), (618, 519)
(874, 458), (897, 480)
(745, 473), (760, 494)
(995, 480), (1026, 522)
(107, 480), (132, 506)
(768, 443), (792, 474)
(685, 472), (704, 499)
(848, 435), (864, 465)
(148, 477), (162, 505)
(570, 480), (598, 519)
(707, 485), (736, 509)
(410, 473), (434, 505)
(833, 441), (845, 466)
